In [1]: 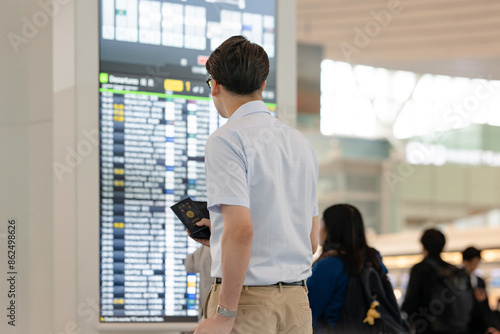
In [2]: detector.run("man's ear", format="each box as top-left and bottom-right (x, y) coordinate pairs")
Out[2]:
(211, 79), (221, 96)
(260, 81), (266, 92)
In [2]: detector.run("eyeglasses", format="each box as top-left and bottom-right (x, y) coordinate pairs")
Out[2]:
(206, 75), (212, 89)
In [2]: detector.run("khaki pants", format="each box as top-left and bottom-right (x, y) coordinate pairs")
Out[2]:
(204, 280), (313, 334)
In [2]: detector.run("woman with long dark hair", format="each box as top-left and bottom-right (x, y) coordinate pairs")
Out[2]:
(307, 203), (388, 333)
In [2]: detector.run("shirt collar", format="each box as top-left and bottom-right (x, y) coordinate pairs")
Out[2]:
(227, 100), (270, 123)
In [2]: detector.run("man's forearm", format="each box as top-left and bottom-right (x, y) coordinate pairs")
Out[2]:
(218, 219), (253, 311)
(310, 216), (319, 254)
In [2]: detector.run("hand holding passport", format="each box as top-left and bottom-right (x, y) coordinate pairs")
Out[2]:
(170, 197), (211, 240)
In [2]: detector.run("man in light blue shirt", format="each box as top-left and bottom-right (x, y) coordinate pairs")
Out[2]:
(191, 35), (319, 334)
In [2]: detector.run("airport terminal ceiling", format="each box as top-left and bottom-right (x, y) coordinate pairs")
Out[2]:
(296, 0), (500, 79)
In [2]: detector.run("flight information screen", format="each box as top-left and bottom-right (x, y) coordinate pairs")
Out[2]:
(99, 0), (276, 323)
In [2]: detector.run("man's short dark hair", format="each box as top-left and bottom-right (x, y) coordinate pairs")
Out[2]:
(462, 246), (482, 261)
(420, 228), (445, 255)
(206, 35), (269, 95)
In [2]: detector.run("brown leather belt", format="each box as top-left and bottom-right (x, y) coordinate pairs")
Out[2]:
(215, 277), (306, 286)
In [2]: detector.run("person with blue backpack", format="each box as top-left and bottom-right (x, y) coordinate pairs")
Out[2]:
(307, 204), (409, 333)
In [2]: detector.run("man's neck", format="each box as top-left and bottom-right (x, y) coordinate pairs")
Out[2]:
(224, 94), (262, 118)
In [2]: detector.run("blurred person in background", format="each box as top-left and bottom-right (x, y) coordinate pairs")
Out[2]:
(307, 204), (406, 333)
(462, 247), (500, 334)
(402, 229), (473, 334)
(184, 244), (213, 322)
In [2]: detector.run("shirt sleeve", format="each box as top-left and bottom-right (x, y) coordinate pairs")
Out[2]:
(184, 246), (203, 273)
(307, 257), (346, 326)
(205, 134), (249, 213)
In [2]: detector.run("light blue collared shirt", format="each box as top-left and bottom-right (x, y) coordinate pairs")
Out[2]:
(205, 100), (319, 285)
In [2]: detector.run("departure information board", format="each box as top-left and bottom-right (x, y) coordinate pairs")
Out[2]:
(99, 0), (276, 323)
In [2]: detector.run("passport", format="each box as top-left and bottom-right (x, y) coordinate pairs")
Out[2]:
(170, 197), (211, 239)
